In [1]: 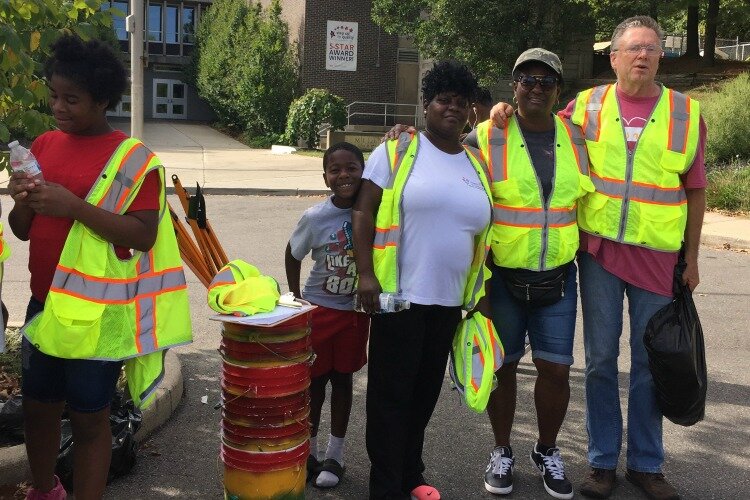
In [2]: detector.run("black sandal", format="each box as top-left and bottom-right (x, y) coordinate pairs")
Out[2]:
(306, 454), (321, 482)
(313, 458), (346, 488)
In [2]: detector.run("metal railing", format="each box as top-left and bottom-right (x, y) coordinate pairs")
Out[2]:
(345, 101), (423, 127)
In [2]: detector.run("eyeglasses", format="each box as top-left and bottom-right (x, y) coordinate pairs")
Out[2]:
(614, 44), (662, 55)
(515, 75), (559, 90)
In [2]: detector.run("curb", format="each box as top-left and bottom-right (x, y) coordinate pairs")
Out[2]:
(700, 233), (750, 251)
(0, 350), (184, 486)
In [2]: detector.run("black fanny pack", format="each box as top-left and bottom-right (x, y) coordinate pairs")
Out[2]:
(498, 262), (571, 307)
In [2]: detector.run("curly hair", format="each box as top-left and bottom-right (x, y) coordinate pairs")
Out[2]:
(44, 34), (128, 110)
(323, 142), (365, 172)
(421, 60), (479, 105)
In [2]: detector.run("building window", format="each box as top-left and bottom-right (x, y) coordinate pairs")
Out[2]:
(166, 5), (179, 44)
(182, 6), (195, 44)
(148, 4), (163, 42)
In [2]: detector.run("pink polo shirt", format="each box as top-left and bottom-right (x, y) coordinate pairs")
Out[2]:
(560, 86), (707, 297)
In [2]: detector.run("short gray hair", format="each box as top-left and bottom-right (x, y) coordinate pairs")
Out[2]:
(611, 16), (663, 50)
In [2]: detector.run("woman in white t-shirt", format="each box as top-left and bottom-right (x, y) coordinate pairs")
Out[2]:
(352, 61), (493, 500)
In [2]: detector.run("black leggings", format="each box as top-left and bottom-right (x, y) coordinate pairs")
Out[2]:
(366, 304), (461, 499)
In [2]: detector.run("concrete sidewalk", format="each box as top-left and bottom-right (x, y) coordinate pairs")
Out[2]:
(112, 121), (327, 195)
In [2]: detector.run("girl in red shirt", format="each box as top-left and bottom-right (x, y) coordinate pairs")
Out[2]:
(8, 35), (159, 500)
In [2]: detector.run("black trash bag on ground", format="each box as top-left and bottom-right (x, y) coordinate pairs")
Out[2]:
(0, 394), (24, 445)
(644, 254), (707, 426)
(56, 391), (143, 490)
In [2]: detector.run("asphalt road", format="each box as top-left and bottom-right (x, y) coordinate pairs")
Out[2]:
(2, 195), (748, 499)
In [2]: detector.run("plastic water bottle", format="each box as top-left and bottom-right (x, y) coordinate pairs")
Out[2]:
(8, 140), (43, 181)
(355, 293), (410, 313)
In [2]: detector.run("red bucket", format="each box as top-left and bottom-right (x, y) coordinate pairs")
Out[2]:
(221, 440), (309, 472)
(220, 335), (312, 361)
(222, 418), (309, 439)
(221, 378), (311, 399)
(222, 313), (311, 340)
(221, 389), (309, 410)
(222, 360), (310, 381)
(222, 427), (309, 451)
(222, 395), (308, 418)
(222, 406), (309, 428)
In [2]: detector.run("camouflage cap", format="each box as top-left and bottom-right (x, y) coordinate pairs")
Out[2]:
(512, 48), (563, 78)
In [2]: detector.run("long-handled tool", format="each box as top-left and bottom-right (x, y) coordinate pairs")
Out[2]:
(169, 204), (212, 287)
(172, 175), (218, 277)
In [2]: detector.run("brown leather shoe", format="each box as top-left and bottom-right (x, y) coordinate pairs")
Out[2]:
(579, 468), (616, 498)
(625, 469), (680, 500)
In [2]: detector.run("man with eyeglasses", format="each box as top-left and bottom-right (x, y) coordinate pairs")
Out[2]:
(490, 15), (706, 500)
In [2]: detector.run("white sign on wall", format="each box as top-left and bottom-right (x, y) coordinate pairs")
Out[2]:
(326, 21), (358, 71)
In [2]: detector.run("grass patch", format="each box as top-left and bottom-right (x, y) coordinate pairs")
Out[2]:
(706, 161), (750, 214)
(0, 328), (22, 380)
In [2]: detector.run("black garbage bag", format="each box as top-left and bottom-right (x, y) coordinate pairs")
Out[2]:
(644, 254), (707, 426)
(56, 391), (143, 490)
(0, 394), (24, 445)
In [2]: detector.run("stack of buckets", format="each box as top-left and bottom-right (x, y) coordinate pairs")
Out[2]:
(220, 312), (313, 500)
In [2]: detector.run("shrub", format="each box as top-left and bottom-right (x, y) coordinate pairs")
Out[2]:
(699, 73), (750, 166)
(705, 161), (750, 213)
(283, 89), (346, 149)
(192, 0), (297, 135)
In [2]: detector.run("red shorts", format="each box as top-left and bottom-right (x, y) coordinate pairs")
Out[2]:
(309, 305), (370, 378)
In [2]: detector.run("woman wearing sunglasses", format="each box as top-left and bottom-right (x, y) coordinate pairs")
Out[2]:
(462, 48), (593, 500)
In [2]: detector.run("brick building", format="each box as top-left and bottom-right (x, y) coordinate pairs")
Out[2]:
(263, 0), (421, 127)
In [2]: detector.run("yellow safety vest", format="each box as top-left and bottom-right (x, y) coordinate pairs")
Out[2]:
(208, 260), (280, 316)
(22, 138), (192, 407)
(373, 133), (493, 311)
(0, 223), (10, 264)
(449, 311), (504, 413)
(476, 116), (594, 271)
(571, 84), (701, 251)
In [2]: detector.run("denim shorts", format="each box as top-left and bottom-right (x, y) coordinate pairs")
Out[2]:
(21, 297), (122, 413)
(489, 262), (578, 366)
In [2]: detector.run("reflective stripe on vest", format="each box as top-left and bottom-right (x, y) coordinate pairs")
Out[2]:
(589, 173), (687, 205)
(94, 141), (156, 214)
(580, 84), (612, 141)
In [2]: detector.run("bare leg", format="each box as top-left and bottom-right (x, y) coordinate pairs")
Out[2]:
(486, 361), (519, 446)
(533, 358), (570, 447)
(23, 398), (66, 492)
(309, 373), (330, 438)
(69, 407), (113, 500)
(328, 371), (353, 438)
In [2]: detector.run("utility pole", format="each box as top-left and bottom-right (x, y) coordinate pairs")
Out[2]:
(126, 0), (144, 139)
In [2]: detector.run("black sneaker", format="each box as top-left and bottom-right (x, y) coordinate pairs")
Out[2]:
(530, 443), (574, 499)
(484, 445), (515, 495)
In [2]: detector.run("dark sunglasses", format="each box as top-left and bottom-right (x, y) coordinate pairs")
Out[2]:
(515, 75), (559, 89)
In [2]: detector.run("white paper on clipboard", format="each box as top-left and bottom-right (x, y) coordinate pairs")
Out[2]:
(210, 303), (316, 327)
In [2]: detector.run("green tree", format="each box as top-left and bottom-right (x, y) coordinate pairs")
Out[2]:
(192, 0), (297, 137)
(0, 0), (113, 142)
(372, 0), (594, 85)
